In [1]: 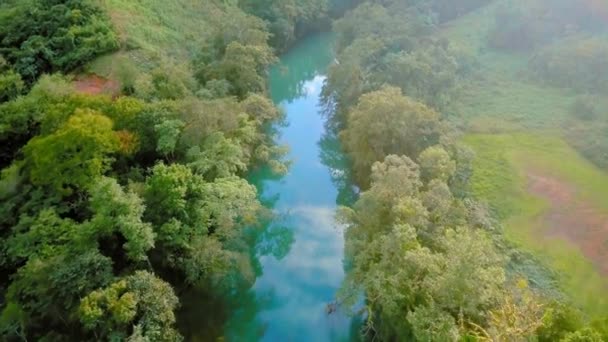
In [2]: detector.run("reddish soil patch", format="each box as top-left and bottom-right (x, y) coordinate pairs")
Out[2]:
(527, 172), (608, 275)
(74, 75), (120, 97)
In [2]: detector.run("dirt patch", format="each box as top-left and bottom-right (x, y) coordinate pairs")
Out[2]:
(527, 172), (608, 275)
(74, 75), (120, 97)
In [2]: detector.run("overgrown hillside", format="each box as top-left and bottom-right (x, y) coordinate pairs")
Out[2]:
(0, 0), (300, 340)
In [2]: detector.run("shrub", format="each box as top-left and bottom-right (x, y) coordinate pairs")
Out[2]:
(0, 0), (119, 83)
(529, 37), (608, 92)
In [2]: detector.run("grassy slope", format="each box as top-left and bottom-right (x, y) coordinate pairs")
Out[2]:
(464, 134), (608, 316)
(88, 0), (221, 76)
(437, 1), (608, 315)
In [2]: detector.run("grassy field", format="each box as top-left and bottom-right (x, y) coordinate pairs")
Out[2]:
(434, 1), (608, 315)
(464, 133), (608, 316)
(88, 0), (222, 77)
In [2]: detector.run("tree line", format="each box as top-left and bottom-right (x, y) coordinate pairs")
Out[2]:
(322, 0), (608, 340)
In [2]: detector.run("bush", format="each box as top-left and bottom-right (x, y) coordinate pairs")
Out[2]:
(0, 0), (119, 83)
(0, 56), (23, 102)
(569, 96), (597, 121)
(529, 37), (608, 92)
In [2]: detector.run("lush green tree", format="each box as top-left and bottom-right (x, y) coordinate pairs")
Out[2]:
(205, 41), (276, 98)
(155, 119), (185, 158)
(530, 37), (608, 93)
(144, 163), (259, 288)
(431, 227), (505, 319)
(86, 177), (155, 262)
(333, 2), (420, 54)
(418, 145), (456, 183)
(5, 208), (77, 263)
(23, 109), (120, 194)
(176, 95), (284, 169)
(407, 303), (459, 342)
(134, 63), (197, 101)
(485, 280), (545, 341)
(194, 5), (275, 98)
(0, 56), (23, 102)
(80, 271), (181, 341)
(339, 153), (507, 340)
(239, 0), (329, 50)
(0, 0), (119, 83)
(0, 74), (74, 167)
(341, 86), (444, 185)
(537, 302), (586, 341)
(186, 132), (247, 180)
(378, 40), (461, 109)
(2, 250), (114, 340)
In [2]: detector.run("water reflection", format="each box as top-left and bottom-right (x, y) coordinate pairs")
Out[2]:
(318, 129), (358, 207)
(225, 33), (359, 341)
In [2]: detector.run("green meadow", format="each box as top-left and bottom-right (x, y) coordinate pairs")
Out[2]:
(465, 133), (608, 316)
(435, 0), (608, 317)
(90, 0), (220, 76)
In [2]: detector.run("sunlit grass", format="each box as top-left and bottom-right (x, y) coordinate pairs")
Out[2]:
(89, 0), (219, 76)
(464, 133), (608, 316)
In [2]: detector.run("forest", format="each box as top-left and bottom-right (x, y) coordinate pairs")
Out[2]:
(322, 0), (608, 340)
(1, 0), (607, 341)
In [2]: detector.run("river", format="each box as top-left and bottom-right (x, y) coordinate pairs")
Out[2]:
(224, 33), (359, 341)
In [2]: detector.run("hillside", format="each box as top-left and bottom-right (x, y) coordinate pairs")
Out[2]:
(0, 0), (286, 340)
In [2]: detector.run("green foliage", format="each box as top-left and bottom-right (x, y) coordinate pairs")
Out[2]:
(0, 0), (119, 83)
(323, 0), (469, 118)
(480, 281), (543, 340)
(0, 56), (23, 102)
(24, 109), (120, 194)
(419, 146), (456, 183)
(538, 301), (585, 341)
(378, 40), (461, 109)
(2, 250), (114, 340)
(341, 86), (444, 185)
(5, 208), (77, 263)
(407, 303), (459, 342)
(80, 271), (181, 341)
(135, 63), (197, 101)
(86, 177), (155, 262)
(144, 163), (260, 288)
(196, 34), (276, 99)
(561, 328), (604, 342)
(154, 119), (185, 157)
(186, 132), (247, 180)
(339, 153), (507, 340)
(239, 0), (329, 50)
(530, 37), (608, 93)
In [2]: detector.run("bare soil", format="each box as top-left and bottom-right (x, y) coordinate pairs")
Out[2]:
(527, 172), (608, 275)
(74, 75), (120, 97)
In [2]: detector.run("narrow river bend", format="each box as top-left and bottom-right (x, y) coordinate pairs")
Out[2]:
(226, 34), (359, 341)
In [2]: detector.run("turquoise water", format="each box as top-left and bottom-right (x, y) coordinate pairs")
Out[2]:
(226, 34), (359, 341)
